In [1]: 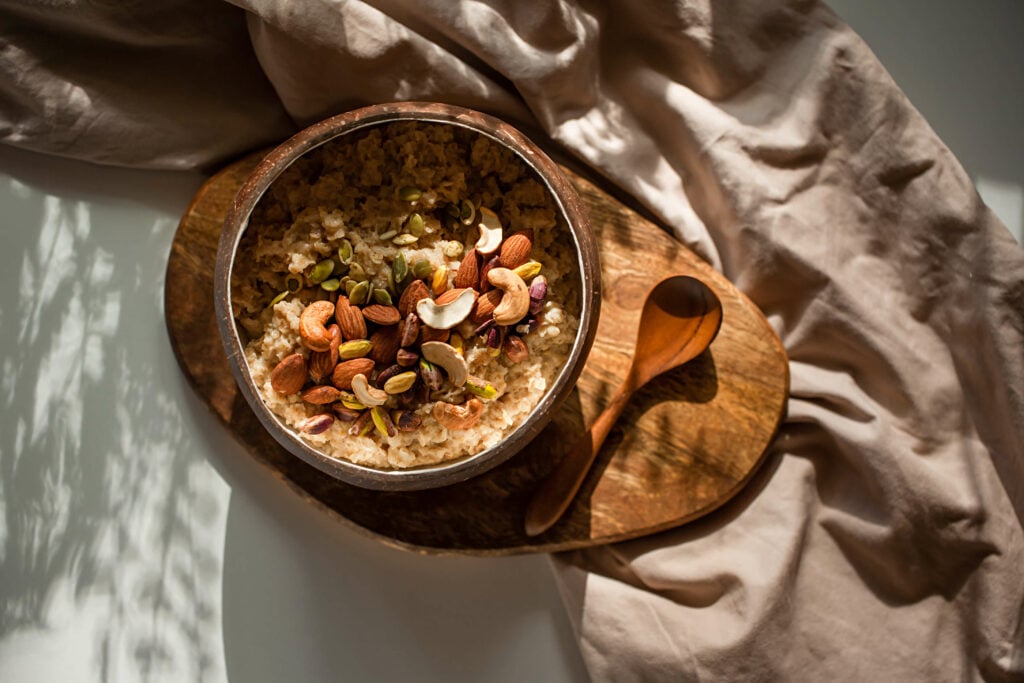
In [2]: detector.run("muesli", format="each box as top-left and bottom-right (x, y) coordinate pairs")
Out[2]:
(231, 121), (580, 469)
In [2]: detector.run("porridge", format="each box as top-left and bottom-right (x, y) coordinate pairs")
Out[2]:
(231, 121), (581, 469)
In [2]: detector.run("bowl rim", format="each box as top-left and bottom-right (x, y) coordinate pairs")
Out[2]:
(214, 102), (601, 491)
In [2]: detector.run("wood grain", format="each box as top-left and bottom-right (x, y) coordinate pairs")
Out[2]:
(165, 151), (789, 555)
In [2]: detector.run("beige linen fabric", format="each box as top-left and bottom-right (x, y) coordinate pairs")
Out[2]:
(3, 1), (1021, 679)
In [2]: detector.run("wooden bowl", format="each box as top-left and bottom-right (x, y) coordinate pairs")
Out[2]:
(214, 103), (601, 491)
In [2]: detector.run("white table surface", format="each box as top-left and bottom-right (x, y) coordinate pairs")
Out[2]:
(1, 2), (1020, 682)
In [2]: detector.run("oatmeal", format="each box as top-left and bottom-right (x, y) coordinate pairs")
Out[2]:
(231, 121), (581, 469)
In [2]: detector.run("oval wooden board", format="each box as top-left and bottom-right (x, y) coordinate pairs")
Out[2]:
(165, 151), (789, 555)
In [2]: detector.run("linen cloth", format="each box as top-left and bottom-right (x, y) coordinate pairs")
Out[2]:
(3, 1), (1022, 679)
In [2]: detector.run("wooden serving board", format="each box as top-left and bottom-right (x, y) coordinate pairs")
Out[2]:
(165, 151), (789, 555)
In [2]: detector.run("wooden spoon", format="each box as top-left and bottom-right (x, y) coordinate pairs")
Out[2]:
(524, 275), (724, 537)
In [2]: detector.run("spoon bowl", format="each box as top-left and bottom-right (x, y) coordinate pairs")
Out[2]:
(524, 275), (723, 537)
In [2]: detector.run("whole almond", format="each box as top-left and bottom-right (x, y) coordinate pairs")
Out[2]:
(479, 255), (500, 293)
(419, 325), (451, 344)
(308, 324), (341, 382)
(332, 358), (375, 390)
(435, 287), (475, 306)
(471, 289), (503, 324)
(362, 304), (401, 326)
(302, 385), (342, 405)
(335, 296), (367, 339)
(270, 353), (307, 395)
(369, 325), (402, 365)
(453, 248), (480, 289)
(499, 230), (533, 269)
(398, 279), (430, 317)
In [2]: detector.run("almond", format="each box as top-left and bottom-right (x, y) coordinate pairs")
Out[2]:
(331, 358), (375, 390)
(435, 287), (476, 306)
(302, 385), (342, 405)
(471, 289), (503, 323)
(368, 325), (402, 365)
(308, 324), (341, 382)
(419, 325), (451, 344)
(270, 353), (307, 395)
(398, 279), (430, 317)
(335, 296), (367, 340)
(362, 304), (401, 326)
(453, 248), (480, 289)
(479, 255), (500, 293)
(499, 230), (533, 269)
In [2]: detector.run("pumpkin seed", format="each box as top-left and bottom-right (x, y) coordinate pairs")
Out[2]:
(392, 251), (408, 284)
(320, 278), (341, 292)
(398, 186), (422, 202)
(337, 239), (354, 265)
(373, 288), (393, 305)
(309, 259), (334, 284)
(459, 199), (476, 225)
(392, 233), (419, 246)
(349, 262), (367, 282)
(349, 280), (370, 305)
(406, 212), (425, 236)
(443, 241), (464, 259)
(268, 290), (288, 307)
(379, 229), (398, 241)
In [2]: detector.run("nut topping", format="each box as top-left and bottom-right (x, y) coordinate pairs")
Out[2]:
(269, 353), (307, 396)
(487, 268), (531, 326)
(433, 398), (484, 430)
(298, 300), (336, 352)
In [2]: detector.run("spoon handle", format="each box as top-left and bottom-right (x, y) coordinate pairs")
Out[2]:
(524, 382), (634, 537)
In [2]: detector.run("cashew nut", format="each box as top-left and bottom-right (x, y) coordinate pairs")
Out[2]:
(351, 373), (387, 406)
(415, 288), (476, 330)
(420, 341), (468, 387)
(474, 207), (504, 255)
(432, 398), (484, 431)
(486, 267), (530, 326)
(299, 300), (336, 352)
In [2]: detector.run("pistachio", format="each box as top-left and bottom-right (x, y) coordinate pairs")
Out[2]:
(421, 341), (468, 387)
(431, 265), (449, 296)
(374, 363), (405, 388)
(503, 335), (530, 363)
(392, 410), (423, 432)
(473, 318), (496, 337)
(419, 358), (443, 391)
(396, 348), (419, 367)
(433, 398), (484, 431)
(338, 339), (372, 360)
(299, 413), (335, 435)
(416, 289), (476, 330)
(370, 406), (397, 437)
(474, 207), (504, 255)
(337, 239), (354, 265)
(479, 255), (500, 292)
(309, 259), (335, 284)
(529, 274), (547, 315)
(351, 373), (387, 407)
(486, 326), (505, 349)
(383, 371), (418, 394)
(465, 376), (499, 400)
(398, 186), (422, 202)
(392, 233), (418, 246)
(487, 268), (530, 326)
(339, 392), (368, 411)
(349, 410), (373, 436)
(450, 333), (465, 357)
(331, 405), (363, 422)
(399, 312), (420, 347)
